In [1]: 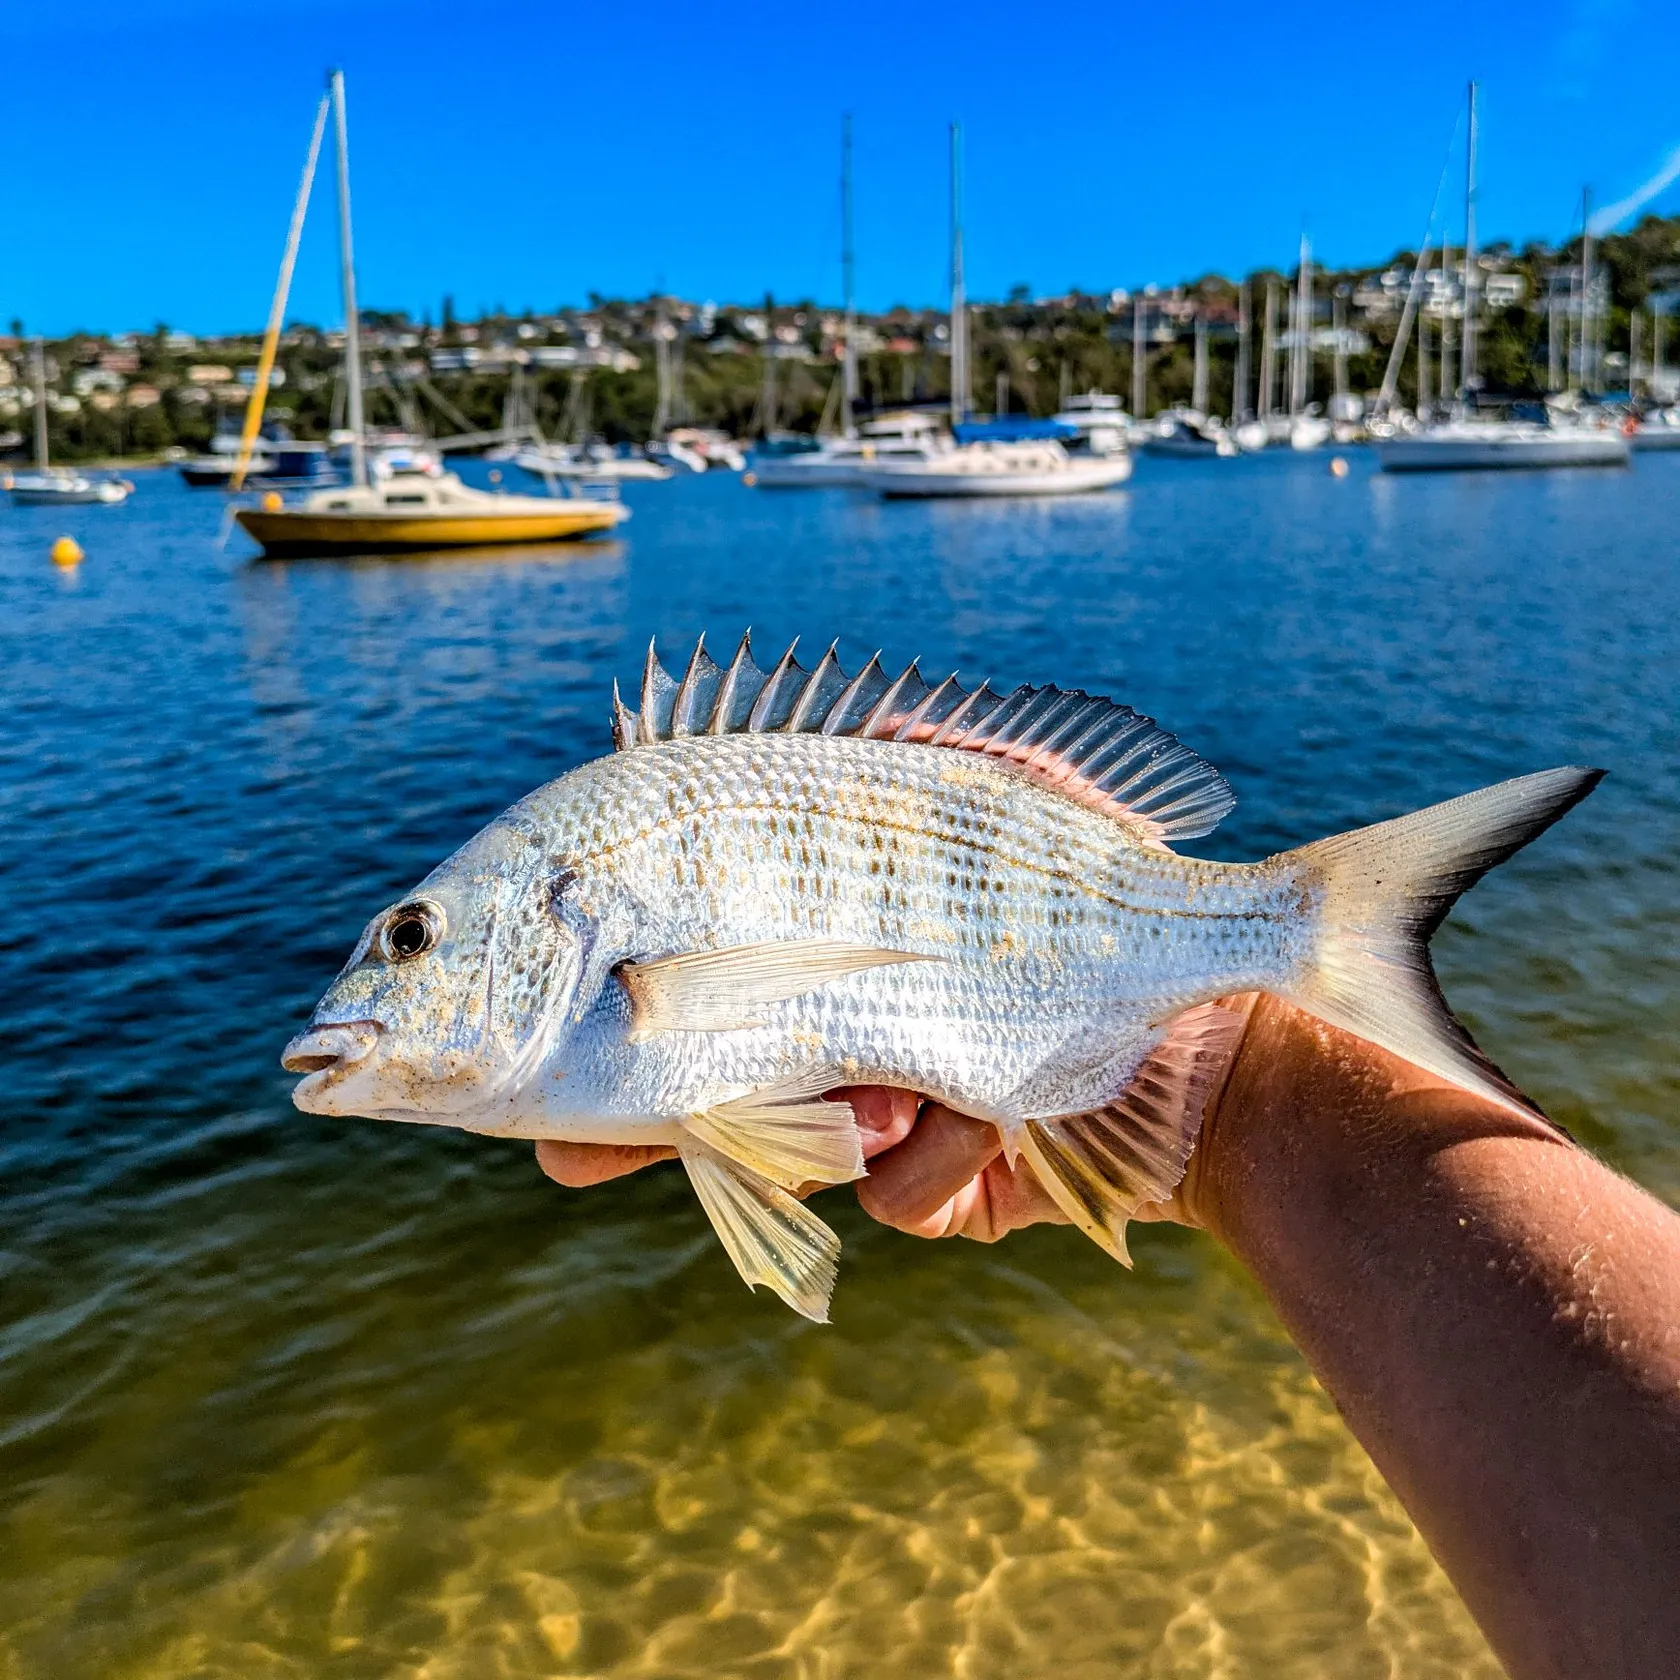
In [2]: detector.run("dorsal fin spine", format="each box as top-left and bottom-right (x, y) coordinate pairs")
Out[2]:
(822, 652), (883, 736)
(785, 640), (841, 733)
(671, 634), (711, 737)
(895, 673), (962, 742)
(710, 632), (753, 736)
(859, 660), (922, 738)
(747, 640), (800, 731)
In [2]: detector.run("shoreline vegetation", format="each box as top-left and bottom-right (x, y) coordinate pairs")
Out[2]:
(5, 214), (1680, 465)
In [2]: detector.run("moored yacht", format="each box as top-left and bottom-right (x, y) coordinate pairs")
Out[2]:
(1139, 409), (1235, 458)
(234, 74), (628, 558)
(1051, 391), (1131, 458)
(5, 340), (133, 505)
(1630, 406), (1680, 451)
(859, 437), (1131, 497)
(750, 412), (952, 488)
(1370, 418), (1630, 471)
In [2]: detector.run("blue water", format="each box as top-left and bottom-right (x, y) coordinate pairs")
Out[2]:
(1, 454), (1675, 1676)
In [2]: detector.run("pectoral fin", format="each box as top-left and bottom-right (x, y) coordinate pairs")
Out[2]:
(678, 1137), (840, 1322)
(620, 939), (930, 1039)
(681, 1072), (865, 1193)
(1018, 1002), (1246, 1266)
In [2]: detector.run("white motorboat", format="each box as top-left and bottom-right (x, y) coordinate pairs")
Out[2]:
(1051, 392), (1131, 458)
(1371, 420), (1630, 472)
(1232, 419), (1271, 453)
(6, 469), (133, 506)
(750, 412), (952, 488)
(1630, 408), (1680, 451)
(861, 438), (1131, 498)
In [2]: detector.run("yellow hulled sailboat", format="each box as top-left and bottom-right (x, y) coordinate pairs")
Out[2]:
(235, 470), (626, 557)
(233, 71), (625, 559)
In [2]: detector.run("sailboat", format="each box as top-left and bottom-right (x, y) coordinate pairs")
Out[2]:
(1286, 238), (1332, 451)
(860, 124), (1129, 498)
(237, 73), (625, 557)
(1371, 84), (1630, 473)
(4, 340), (133, 506)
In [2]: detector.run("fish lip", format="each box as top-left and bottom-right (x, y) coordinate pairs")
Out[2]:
(281, 1018), (384, 1076)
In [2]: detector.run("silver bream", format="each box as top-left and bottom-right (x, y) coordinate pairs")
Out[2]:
(284, 635), (1600, 1319)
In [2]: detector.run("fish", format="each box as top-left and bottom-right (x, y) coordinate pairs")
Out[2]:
(282, 633), (1601, 1321)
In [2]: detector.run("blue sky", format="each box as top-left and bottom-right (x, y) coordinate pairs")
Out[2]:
(4, 0), (1678, 335)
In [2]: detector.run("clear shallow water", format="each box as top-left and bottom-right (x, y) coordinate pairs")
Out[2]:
(2, 453), (1676, 1676)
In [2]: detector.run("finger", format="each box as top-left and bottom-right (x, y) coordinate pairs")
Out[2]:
(832, 1085), (920, 1158)
(856, 1104), (1002, 1233)
(535, 1140), (677, 1188)
(968, 1156), (1071, 1240)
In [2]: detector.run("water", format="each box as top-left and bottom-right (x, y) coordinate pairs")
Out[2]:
(2, 454), (1676, 1677)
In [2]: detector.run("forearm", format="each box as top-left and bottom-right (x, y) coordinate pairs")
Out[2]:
(1202, 999), (1680, 1680)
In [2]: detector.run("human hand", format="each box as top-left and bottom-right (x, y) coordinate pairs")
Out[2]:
(532, 1085), (929, 1192)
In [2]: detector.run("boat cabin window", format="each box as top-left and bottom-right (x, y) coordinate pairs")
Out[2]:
(384, 493), (429, 506)
(326, 500), (351, 510)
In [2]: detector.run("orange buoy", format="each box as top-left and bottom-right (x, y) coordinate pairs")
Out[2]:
(743, 471), (758, 487)
(489, 468), (503, 484)
(1329, 456), (1349, 478)
(261, 491), (283, 512)
(51, 536), (84, 568)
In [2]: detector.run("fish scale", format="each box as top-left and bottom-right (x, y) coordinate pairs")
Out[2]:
(284, 633), (1600, 1321)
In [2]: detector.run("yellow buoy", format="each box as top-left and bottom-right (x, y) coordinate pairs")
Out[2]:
(51, 536), (84, 568)
(261, 491), (284, 512)
(1329, 456), (1349, 478)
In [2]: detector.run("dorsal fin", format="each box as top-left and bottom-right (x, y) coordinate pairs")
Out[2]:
(611, 633), (1235, 843)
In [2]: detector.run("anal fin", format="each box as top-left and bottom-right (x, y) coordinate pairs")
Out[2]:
(681, 1072), (864, 1193)
(678, 1137), (840, 1322)
(1018, 1002), (1246, 1266)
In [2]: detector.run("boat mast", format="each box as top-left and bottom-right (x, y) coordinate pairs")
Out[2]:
(1580, 187), (1596, 393)
(232, 90), (329, 492)
(31, 338), (48, 471)
(1233, 280), (1251, 422)
(1191, 309), (1209, 415)
(1290, 234), (1312, 415)
(330, 69), (367, 488)
(1332, 288), (1348, 403)
(1438, 220), (1455, 404)
(841, 112), (858, 437)
(1259, 281), (1276, 419)
(949, 120), (968, 425)
(1460, 79), (1479, 408)
(1131, 292), (1146, 418)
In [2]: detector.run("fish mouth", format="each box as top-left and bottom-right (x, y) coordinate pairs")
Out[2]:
(282, 1019), (383, 1080)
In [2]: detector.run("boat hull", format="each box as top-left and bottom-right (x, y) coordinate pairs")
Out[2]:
(1372, 431), (1631, 472)
(868, 457), (1132, 497)
(235, 505), (624, 556)
(751, 457), (867, 488)
(7, 477), (131, 506)
(1631, 427), (1680, 452)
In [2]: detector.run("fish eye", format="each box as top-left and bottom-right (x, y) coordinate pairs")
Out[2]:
(380, 901), (444, 963)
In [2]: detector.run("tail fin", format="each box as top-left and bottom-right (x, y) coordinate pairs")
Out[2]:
(1278, 767), (1603, 1118)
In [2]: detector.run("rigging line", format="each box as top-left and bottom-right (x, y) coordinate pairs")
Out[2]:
(1376, 104), (1466, 414)
(231, 92), (329, 492)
